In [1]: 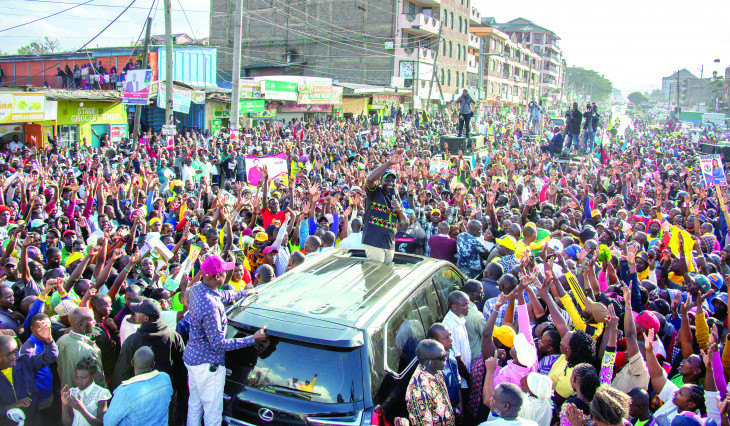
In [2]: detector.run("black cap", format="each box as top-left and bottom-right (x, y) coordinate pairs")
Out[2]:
(130, 299), (162, 320)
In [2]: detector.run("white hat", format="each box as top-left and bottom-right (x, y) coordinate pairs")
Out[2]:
(513, 333), (537, 368)
(526, 372), (553, 400)
(546, 239), (564, 252)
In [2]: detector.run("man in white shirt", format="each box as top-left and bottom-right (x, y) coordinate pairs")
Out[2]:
(338, 218), (364, 249)
(441, 290), (471, 386)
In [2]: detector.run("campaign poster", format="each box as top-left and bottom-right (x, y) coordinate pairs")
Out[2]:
(122, 69), (153, 105)
(700, 154), (728, 187)
(429, 158), (449, 174)
(245, 152), (287, 186)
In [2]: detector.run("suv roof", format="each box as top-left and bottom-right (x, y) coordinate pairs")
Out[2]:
(228, 249), (452, 346)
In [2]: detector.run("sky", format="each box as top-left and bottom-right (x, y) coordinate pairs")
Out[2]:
(2, 0), (728, 97)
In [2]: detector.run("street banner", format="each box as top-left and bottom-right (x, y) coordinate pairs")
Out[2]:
(157, 82), (192, 114)
(700, 154), (728, 187)
(161, 124), (176, 135)
(262, 80), (298, 101)
(382, 123), (395, 139)
(245, 152), (287, 186)
(0, 93), (46, 123)
(240, 80), (262, 99)
(122, 69), (153, 105)
(239, 99), (265, 114)
(429, 158), (449, 174)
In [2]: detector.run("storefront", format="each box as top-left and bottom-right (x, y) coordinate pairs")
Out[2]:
(0, 91), (55, 149)
(37, 99), (128, 149)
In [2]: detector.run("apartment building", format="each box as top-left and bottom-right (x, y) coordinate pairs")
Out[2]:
(470, 23), (541, 112)
(495, 18), (565, 103)
(209, 0), (480, 109)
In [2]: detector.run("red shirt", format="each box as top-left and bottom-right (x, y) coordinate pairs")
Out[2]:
(260, 208), (286, 229)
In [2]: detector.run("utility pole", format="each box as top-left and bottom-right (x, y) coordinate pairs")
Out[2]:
(425, 23), (445, 111)
(526, 54), (533, 101)
(133, 17), (152, 144)
(477, 35), (484, 107)
(164, 0), (174, 126)
(412, 44), (419, 113)
(230, 0), (243, 132)
(698, 64), (704, 112)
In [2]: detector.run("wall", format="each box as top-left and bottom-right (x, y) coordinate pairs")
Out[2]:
(337, 97), (369, 116)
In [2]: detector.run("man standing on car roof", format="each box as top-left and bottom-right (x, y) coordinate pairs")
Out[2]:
(362, 148), (408, 263)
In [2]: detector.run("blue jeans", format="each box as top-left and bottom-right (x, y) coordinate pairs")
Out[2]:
(583, 131), (595, 152)
(565, 133), (580, 150)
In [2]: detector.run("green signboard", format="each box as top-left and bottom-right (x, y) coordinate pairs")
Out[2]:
(214, 110), (230, 118)
(263, 80), (298, 101)
(239, 99), (265, 114)
(334, 108), (343, 118)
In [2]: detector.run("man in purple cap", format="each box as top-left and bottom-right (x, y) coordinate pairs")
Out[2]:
(183, 254), (267, 426)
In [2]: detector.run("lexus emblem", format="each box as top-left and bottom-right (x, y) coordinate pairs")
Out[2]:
(258, 408), (274, 422)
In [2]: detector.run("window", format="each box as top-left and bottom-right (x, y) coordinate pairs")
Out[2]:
(450, 12), (454, 29)
(458, 17), (462, 33)
(442, 39), (446, 56)
(447, 70), (451, 86)
(413, 284), (444, 332)
(462, 72), (465, 87)
(440, 69), (444, 84)
(456, 73), (459, 87)
(58, 125), (78, 149)
(385, 297), (425, 374)
(456, 45), (460, 60)
(431, 267), (464, 316)
(449, 41), (452, 57)
(443, 10), (448, 23)
(403, 1), (416, 15)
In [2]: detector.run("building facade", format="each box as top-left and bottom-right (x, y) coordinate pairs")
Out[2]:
(469, 25), (541, 112)
(493, 18), (565, 104)
(210, 0), (481, 109)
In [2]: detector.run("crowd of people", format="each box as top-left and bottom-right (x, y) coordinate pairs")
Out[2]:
(0, 96), (726, 426)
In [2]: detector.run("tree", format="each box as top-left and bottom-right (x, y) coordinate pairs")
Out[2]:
(16, 37), (60, 55)
(565, 67), (614, 102)
(627, 92), (650, 106)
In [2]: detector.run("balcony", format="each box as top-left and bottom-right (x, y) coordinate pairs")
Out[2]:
(413, 0), (440, 5)
(467, 53), (478, 74)
(543, 67), (558, 77)
(470, 7), (481, 25)
(468, 33), (480, 50)
(399, 13), (440, 36)
(398, 46), (437, 65)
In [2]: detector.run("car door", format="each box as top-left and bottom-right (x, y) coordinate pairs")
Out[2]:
(431, 266), (466, 317)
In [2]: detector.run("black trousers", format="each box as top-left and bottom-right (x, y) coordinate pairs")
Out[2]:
(457, 112), (473, 138)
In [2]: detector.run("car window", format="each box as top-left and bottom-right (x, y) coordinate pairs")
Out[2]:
(413, 283), (443, 331)
(225, 334), (364, 404)
(432, 267), (464, 316)
(384, 297), (425, 374)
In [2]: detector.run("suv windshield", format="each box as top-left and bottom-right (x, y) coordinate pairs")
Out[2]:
(225, 334), (364, 404)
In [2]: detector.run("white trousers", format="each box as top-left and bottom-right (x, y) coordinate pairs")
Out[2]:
(364, 244), (394, 263)
(186, 362), (226, 426)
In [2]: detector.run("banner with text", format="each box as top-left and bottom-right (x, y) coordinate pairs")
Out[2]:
(245, 152), (287, 186)
(700, 154), (728, 187)
(122, 69), (153, 105)
(156, 82), (192, 114)
(0, 93), (45, 123)
(262, 80), (298, 101)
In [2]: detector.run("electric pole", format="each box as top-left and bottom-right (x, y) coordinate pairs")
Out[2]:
(230, 0), (243, 132)
(698, 65), (704, 112)
(164, 0), (174, 125)
(133, 17), (152, 144)
(425, 23), (445, 110)
(477, 35), (484, 108)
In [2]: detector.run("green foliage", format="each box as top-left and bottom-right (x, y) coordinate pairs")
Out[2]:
(627, 91), (650, 105)
(566, 67), (613, 102)
(16, 37), (60, 55)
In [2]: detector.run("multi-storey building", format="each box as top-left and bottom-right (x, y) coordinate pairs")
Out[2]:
(209, 0), (481, 110)
(493, 18), (565, 104)
(469, 24), (541, 113)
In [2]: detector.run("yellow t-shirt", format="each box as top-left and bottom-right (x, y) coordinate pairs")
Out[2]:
(548, 354), (575, 398)
(2, 367), (12, 385)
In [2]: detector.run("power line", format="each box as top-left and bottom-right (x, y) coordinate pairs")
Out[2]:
(19, 0), (207, 12)
(17, 0), (139, 81)
(0, 0), (95, 33)
(176, 0), (197, 41)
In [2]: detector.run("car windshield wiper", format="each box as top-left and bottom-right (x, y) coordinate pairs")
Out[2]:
(265, 384), (321, 396)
